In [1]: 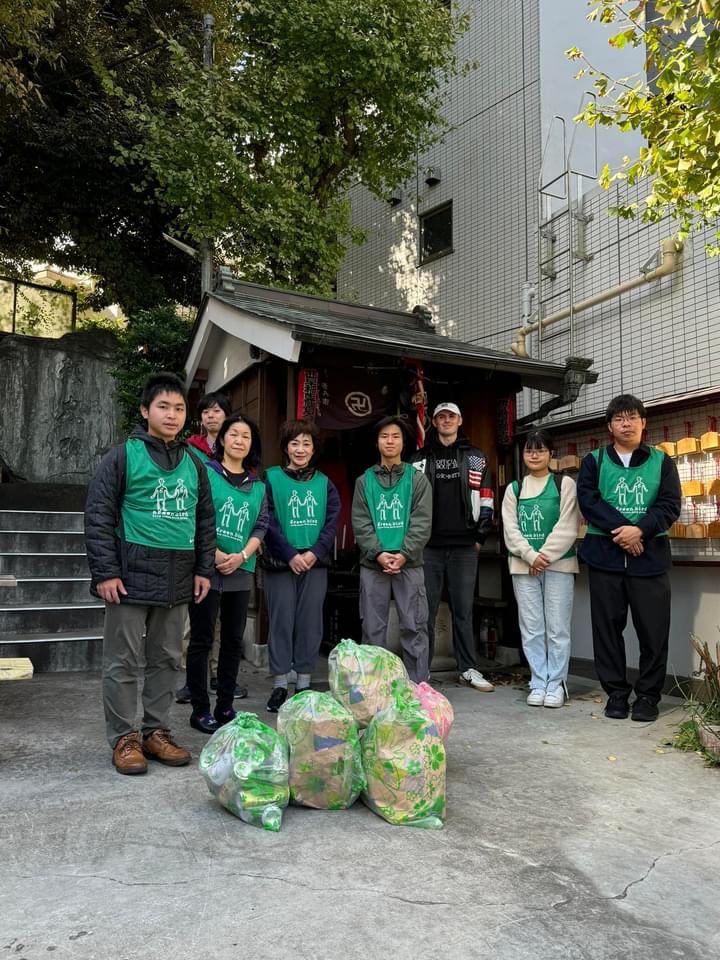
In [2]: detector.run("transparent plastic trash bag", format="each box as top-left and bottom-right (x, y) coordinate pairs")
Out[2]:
(412, 681), (454, 743)
(199, 712), (289, 831)
(277, 690), (365, 809)
(361, 689), (446, 829)
(328, 638), (412, 728)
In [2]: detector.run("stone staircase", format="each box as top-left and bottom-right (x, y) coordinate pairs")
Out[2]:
(0, 509), (103, 671)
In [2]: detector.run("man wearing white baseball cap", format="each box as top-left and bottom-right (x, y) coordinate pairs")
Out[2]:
(411, 401), (495, 691)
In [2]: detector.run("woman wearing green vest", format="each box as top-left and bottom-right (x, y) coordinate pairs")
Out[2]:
(502, 429), (580, 708)
(262, 419), (341, 712)
(186, 414), (268, 733)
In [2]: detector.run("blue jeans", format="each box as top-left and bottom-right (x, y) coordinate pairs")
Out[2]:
(512, 570), (574, 692)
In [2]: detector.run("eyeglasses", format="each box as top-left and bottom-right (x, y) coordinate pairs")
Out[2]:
(611, 413), (643, 424)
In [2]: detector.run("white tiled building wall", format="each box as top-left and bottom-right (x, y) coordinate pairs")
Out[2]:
(337, 0), (541, 346)
(336, 0), (720, 427)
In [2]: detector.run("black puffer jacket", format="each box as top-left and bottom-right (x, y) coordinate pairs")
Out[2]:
(84, 427), (216, 606)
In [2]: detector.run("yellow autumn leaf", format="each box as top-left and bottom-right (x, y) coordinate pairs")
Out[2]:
(607, 755), (617, 762)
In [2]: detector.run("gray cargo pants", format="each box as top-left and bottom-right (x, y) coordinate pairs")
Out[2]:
(102, 601), (187, 747)
(358, 565), (429, 683)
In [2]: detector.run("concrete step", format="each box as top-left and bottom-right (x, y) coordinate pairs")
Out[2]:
(0, 630), (102, 672)
(0, 510), (84, 532)
(0, 601), (104, 635)
(0, 553), (90, 578)
(6, 578), (92, 605)
(0, 530), (86, 552)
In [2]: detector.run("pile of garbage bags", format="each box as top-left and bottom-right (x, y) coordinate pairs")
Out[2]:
(199, 638), (454, 832)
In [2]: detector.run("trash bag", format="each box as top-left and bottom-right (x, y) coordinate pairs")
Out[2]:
(361, 690), (446, 829)
(328, 638), (412, 728)
(277, 690), (365, 809)
(199, 712), (289, 831)
(412, 681), (454, 743)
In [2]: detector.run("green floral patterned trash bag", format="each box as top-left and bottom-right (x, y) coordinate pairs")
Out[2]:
(361, 690), (446, 829)
(199, 712), (289, 832)
(277, 690), (366, 809)
(328, 638), (412, 728)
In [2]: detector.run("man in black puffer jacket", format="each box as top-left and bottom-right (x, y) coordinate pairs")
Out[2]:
(85, 372), (216, 774)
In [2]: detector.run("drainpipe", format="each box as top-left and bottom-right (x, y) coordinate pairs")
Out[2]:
(510, 238), (682, 357)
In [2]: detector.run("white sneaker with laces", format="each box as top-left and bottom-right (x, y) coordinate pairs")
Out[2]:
(460, 668), (495, 692)
(544, 687), (565, 708)
(527, 688), (546, 706)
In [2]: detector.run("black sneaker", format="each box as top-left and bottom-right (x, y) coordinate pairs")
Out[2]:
(604, 693), (630, 719)
(209, 676), (218, 692)
(266, 686), (288, 713)
(631, 696), (659, 722)
(190, 711), (219, 734)
(175, 685), (191, 704)
(233, 684), (249, 699)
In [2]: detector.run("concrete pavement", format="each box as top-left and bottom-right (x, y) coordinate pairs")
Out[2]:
(1, 668), (719, 960)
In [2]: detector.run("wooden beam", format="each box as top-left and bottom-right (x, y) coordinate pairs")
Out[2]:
(0, 658), (34, 681)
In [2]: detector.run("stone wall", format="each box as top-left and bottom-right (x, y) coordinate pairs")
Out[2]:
(0, 329), (121, 483)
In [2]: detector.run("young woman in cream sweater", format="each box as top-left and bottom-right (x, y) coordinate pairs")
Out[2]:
(502, 430), (580, 708)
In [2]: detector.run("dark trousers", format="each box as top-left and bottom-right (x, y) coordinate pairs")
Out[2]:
(187, 589), (250, 713)
(588, 567), (671, 703)
(264, 567), (327, 676)
(423, 545), (479, 673)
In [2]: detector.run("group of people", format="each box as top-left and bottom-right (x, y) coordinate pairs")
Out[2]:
(502, 393), (681, 721)
(84, 371), (680, 776)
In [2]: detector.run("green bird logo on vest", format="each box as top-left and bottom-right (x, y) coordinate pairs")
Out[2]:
(219, 496), (250, 533)
(288, 489), (318, 525)
(150, 477), (190, 519)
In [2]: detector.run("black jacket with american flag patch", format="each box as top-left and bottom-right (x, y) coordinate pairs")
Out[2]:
(410, 437), (494, 544)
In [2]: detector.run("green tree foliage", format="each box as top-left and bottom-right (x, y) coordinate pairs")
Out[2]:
(120, 0), (467, 293)
(0, 0), (58, 108)
(0, 1), (211, 312)
(568, 1), (720, 250)
(1, 1), (465, 308)
(110, 304), (193, 433)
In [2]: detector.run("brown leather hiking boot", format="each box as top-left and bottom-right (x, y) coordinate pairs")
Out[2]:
(142, 728), (191, 766)
(112, 732), (148, 775)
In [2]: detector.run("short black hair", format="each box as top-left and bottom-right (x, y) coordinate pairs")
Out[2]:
(140, 372), (187, 409)
(524, 429), (554, 454)
(605, 394), (647, 424)
(215, 414), (262, 469)
(198, 392), (231, 416)
(279, 419), (322, 460)
(375, 415), (411, 440)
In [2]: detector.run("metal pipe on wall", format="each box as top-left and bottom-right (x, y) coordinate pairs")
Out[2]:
(510, 237), (683, 357)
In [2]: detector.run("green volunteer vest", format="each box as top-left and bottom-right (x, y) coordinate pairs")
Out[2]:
(190, 445), (210, 463)
(266, 466), (328, 550)
(364, 464), (413, 551)
(586, 446), (667, 536)
(120, 439), (197, 551)
(512, 475), (575, 559)
(207, 466), (264, 571)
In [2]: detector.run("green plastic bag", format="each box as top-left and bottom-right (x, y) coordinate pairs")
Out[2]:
(199, 712), (289, 831)
(277, 690), (365, 810)
(361, 690), (446, 829)
(328, 638), (412, 728)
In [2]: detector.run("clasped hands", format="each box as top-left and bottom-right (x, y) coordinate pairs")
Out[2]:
(288, 550), (318, 575)
(377, 551), (407, 575)
(611, 524), (644, 556)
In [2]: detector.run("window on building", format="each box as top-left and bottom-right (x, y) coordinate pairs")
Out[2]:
(420, 202), (453, 264)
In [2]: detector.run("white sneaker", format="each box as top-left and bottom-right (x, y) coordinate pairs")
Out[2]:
(460, 668), (495, 692)
(527, 688), (546, 706)
(544, 687), (565, 708)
